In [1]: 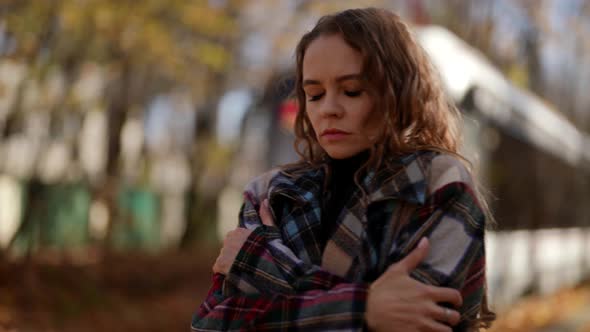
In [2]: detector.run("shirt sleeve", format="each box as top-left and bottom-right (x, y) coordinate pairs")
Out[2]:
(389, 156), (487, 331)
(191, 273), (368, 331)
(190, 177), (372, 331)
(224, 190), (351, 296)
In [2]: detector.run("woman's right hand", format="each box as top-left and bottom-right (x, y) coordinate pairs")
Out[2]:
(212, 199), (274, 276)
(366, 237), (462, 332)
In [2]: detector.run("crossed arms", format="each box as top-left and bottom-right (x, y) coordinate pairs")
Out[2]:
(191, 181), (486, 331)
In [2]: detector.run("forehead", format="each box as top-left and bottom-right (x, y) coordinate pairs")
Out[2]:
(302, 34), (363, 80)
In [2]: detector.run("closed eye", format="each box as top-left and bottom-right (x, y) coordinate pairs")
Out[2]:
(344, 90), (363, 97)
(308, 93), (324, 102)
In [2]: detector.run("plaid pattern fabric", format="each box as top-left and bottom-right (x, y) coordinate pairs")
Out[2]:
(192, 151), (488, 331)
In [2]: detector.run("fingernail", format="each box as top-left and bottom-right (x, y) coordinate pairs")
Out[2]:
(418, 237), (428, 248)
(263, 199), (269, 207)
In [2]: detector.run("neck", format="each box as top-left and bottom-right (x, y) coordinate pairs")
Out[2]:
(329, 150), (370, 177)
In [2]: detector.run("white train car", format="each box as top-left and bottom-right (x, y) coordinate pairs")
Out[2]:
(417, 26), (590, 308)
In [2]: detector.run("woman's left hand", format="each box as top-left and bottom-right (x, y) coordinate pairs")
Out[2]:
(212, 199), (275, 275)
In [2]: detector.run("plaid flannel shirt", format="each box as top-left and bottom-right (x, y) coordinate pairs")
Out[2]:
(191, 151), (487, 331)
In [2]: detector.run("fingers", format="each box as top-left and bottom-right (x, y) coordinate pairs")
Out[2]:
(427, 286), (463, 309)
(259, 199), (276, 227)
(214, 228), (253, 275)
(212, 256), (230, 275)
(212, 255), (224, 274)
(212, 262), (222, 274)
(421, 318), (452, 332)
(396, 237), (430, 273)
(428, 304), (461, 327)
(224, 228), (251, 245)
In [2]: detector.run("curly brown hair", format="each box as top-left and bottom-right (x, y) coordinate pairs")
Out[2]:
(293, 8), (461, 165)
(289, 7), (495, 330)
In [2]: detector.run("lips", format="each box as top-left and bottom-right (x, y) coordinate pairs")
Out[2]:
(320, 128), (351, 142)
(321, 128), (351, 136)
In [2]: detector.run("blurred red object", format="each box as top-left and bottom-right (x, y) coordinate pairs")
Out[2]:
(279, 99), (298, 132)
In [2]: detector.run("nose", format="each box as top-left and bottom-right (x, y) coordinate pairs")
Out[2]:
(318, 93), (344, 118)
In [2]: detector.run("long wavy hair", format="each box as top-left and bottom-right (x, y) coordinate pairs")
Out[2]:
(289, 7), (495, 330)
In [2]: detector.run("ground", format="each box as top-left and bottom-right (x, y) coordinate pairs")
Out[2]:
(1, 248), (589, 332)
(0, 248), (217, 332)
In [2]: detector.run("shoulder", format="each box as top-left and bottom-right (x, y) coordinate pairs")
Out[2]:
(398, 152), (486, 256)
(389, 150), (477, 205)
(242, 162), (321, 201)
(243, 168), (282, 201)
(410, 151), (485, 229)
(423, 152), (475, 196)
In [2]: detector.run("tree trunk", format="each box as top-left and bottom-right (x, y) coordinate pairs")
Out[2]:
(100, 62), (132, 250)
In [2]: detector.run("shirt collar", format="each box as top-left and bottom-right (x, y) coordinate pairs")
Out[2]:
(269, 151), (435, 207)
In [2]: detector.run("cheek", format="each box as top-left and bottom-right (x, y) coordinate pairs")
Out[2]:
(357, 100), (378, 130)
(365, 110), (382, 131)
(305, 108), (321, 136)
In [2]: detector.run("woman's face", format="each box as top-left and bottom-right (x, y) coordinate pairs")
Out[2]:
(302, 33), (380, 159)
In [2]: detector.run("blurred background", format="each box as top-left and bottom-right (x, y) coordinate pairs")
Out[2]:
(0, 0), (589, 331)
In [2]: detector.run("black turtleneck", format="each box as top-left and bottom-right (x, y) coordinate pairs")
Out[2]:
(320, 150), (369, 247)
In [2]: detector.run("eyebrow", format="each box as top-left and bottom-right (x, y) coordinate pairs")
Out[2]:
(302, 73), (363, 87)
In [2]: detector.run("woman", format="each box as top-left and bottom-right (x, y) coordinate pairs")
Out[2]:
(192, 7), (495, 332)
